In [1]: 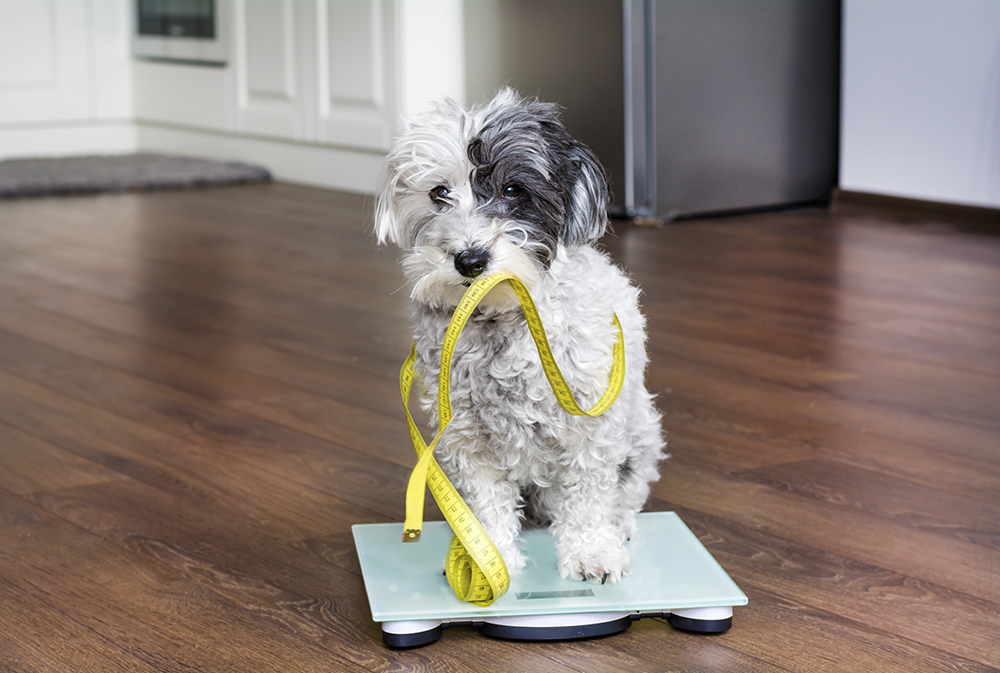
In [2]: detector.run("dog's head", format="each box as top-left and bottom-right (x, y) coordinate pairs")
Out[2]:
(375, 89), (609, 312)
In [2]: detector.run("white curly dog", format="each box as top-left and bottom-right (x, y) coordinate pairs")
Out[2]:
(375, 89), (665, 585)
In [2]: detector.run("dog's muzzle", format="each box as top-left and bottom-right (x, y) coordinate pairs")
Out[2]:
(454, 248), (491, 279)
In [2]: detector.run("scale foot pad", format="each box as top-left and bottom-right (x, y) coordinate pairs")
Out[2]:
(665, 607), (733, 634)
(382, 620), (445, 648)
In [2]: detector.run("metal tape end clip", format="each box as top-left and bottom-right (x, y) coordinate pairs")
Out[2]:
(402, 528), (422, 543)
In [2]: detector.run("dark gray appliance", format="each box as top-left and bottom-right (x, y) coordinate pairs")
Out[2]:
(625, 0), (841, 219)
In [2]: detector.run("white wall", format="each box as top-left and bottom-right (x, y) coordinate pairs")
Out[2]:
(840, 0), (1000, 209)
(397, 0), (465, 116)
(0, 0), (136, 159)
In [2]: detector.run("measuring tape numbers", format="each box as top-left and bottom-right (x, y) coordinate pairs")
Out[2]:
(400, 273), (626, 606)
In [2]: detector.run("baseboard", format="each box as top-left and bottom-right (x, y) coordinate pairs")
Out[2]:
(832, 188), (1000, 230)
(0, 121), (138, 160)
(135, 122), (385, 195)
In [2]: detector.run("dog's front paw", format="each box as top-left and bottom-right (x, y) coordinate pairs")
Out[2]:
(558, 543), (631, 585)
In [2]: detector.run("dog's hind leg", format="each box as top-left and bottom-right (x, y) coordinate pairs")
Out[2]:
(615, 405), (667, 540)
(614, 452), (659, 543)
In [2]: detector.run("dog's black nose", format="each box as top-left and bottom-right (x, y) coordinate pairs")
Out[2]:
(454, 249), (490, 278)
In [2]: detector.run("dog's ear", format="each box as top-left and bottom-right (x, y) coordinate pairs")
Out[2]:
(562, 141), (610, 246)
(373, 109), (406, 246)
(374, 112), (418, 247)
(526, 100), (610, 246)
(373, 164), (401, 246)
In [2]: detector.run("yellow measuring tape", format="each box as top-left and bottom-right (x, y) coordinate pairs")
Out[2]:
(400, 273), (626, 606)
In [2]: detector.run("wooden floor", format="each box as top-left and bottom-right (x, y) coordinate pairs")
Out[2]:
(1, 183), (998, 672)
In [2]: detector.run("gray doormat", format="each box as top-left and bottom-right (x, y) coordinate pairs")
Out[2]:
(0, 152), (271, 198)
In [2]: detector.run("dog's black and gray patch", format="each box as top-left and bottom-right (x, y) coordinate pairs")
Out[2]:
(466, 99), (610, 266)
(617, 457), (634, 484)
(520, 484), (553, 529)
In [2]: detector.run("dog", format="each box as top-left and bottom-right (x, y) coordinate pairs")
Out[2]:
(374, 89), (665, 585)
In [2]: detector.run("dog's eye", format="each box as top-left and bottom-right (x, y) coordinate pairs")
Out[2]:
(429, 185), (450, 202)
(502, 184), (523, 199)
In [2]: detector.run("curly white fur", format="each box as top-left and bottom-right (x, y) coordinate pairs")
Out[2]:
(375, 90), (666, 585)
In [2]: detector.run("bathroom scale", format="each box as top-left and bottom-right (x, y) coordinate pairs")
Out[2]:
(353, 511), (748, 647)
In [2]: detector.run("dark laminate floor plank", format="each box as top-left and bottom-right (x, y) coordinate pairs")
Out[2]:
(610, 232), (1000, 332)
(0, 285), (407, 423)
(0, 260), (414, 378)
(0, 370), (408, 542)
(0, 327), (75, 373)
(16, 358), (417, 473)
(0, 578), (166, 673)
(667, 405), (1000, 504)
(651, 500), (1000, 668)
(652, 359), (1000, 468)
(714, 586), (994, 673)
(506, 617), (794, 673)
(663, 414), (1000, 508)
(654, 461), (1000, 606)
(0, 421), (126, 496)
(0, 263), (407, 382)
(648, 328), (1000, 426)
(659, 388), (1000, 505)
(0, 298), (283, 402)
(0, 490), (375, 673)
(648, 303), (1000, 380)
(736, 458), (1000, 551)
(612, 216), (1000, 314)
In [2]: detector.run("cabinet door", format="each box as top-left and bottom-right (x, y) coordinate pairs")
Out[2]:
(234, 0), (311, 140)
(315, 0), (396, 151)
(0, 0), (90, 124)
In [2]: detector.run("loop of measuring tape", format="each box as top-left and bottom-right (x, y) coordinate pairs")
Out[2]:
(400, 273), (626, 606)
(400, 345), (509, 606)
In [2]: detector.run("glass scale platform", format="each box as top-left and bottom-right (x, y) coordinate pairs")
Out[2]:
(354, 511), (748, 647)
